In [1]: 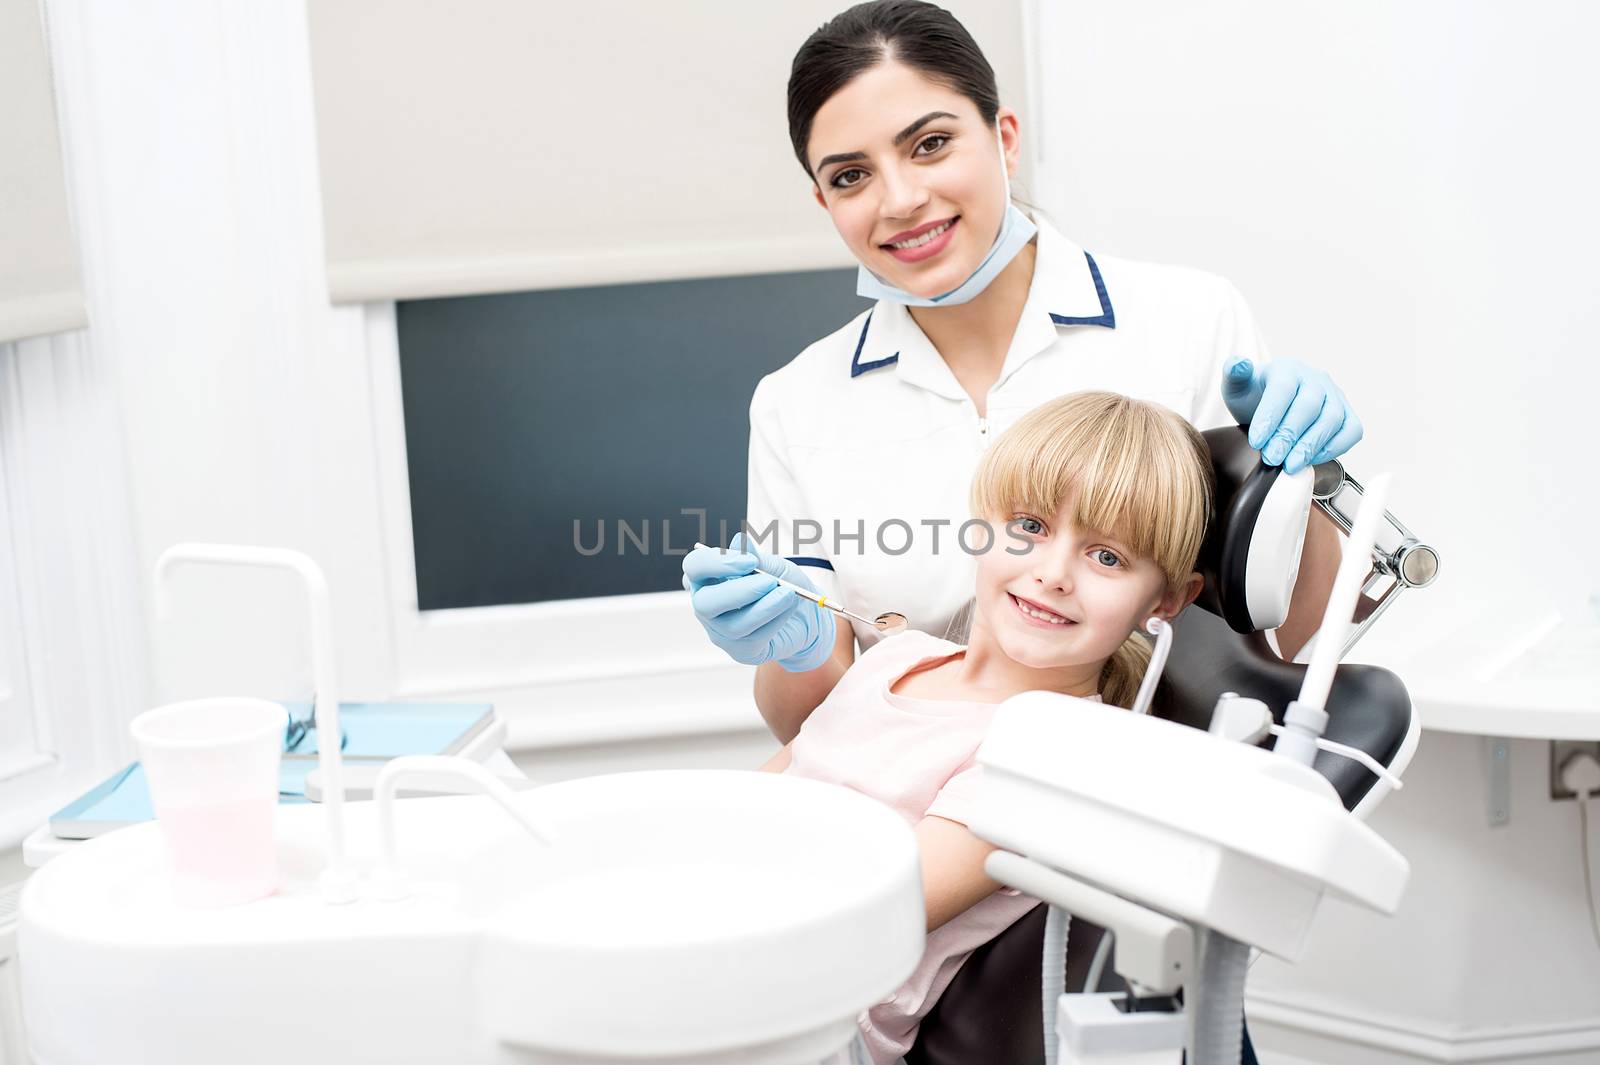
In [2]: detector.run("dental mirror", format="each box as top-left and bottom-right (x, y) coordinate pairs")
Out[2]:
(871, 612), (909, 636)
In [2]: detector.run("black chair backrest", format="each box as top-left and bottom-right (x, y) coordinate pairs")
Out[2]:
(1161, 607), (1410, 812)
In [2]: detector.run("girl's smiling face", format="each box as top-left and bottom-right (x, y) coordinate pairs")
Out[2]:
(961, 391), (1213, 701)
(971, 494), (1201, 681)
(805, 60), (1021, 300)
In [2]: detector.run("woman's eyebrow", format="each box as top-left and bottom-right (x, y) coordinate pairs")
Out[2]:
(815, 149), (867, 173)
(813, 111), (960, 173)
(892, 110), (958, 146)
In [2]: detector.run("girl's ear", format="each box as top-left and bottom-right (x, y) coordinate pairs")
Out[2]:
(1153, 572), (1205, 622)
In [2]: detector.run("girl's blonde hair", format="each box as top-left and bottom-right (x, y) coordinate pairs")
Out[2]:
(969, 391), (1214, 708)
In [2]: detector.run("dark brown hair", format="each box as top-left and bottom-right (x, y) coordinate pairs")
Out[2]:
(787, 1), (1000, 177)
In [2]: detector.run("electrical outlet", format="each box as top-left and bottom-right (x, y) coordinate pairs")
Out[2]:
(1550, 740), (1600, 800)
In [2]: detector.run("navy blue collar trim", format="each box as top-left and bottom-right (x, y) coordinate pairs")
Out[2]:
(1048, 252), (1116, 329)
(849, 309), (899, 378)
(787, 556), (835, 572)
(850, 251), (1113, 379)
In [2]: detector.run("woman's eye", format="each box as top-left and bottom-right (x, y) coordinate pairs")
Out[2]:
(1092, 548), (1123, 568)
(915, 134), (949, 156)
(830, 167), (867, 189)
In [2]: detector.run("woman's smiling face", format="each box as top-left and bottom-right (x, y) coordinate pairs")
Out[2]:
(806, 60), (1020, 300)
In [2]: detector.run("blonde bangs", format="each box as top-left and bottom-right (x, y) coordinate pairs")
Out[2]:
(971, 392), (1214, 587)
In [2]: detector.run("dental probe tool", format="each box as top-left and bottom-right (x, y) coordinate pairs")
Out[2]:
(770, 574), (910, 636)
(694, 543), (909, 636)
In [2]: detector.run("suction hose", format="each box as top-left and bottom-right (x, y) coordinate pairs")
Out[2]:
(1187, 928), (1250, 1065)
(1041, 905), (1069, 1065)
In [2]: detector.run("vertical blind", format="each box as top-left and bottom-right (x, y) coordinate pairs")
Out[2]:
(0, 0), (86, 343)
(306, 1), (1026, 303)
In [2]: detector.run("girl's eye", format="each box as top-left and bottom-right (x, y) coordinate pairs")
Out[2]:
(915, 133), (949, 156)
(1092, 548), (1123, 568)
(1014, 516), (1046, 536)
(830, 167), (867, 189)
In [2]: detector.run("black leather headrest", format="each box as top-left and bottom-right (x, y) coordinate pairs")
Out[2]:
(1194, 426), (1311, 634)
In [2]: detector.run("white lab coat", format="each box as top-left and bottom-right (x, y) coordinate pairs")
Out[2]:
(745, 217), (1269, 648)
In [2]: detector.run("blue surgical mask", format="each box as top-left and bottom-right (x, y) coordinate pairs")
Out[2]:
(855, 123), (1037, 307)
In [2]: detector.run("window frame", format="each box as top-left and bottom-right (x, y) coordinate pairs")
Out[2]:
(360, 303), (757, 744)
(0, 330), (148, 850)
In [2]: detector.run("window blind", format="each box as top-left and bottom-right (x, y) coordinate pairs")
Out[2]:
(306, 0), (1025, 303)
(0, 0), (85, 343)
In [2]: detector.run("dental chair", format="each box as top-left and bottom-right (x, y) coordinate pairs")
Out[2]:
(907, 426), (1435, 1065)
(19, 437), (1433, 1065)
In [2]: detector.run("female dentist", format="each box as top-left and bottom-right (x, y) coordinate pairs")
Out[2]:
(685, 8), (1339, 1059)
(685, 0), (1358, 746)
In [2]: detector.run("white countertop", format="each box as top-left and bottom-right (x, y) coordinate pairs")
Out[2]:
(24, 748), (527, 869)
(1352, 602), (1600, 740)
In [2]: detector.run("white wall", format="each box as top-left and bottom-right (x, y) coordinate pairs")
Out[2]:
(1033, 0), (1599, 640)
(1250, 732), (1600, 1064)
(57, 0), (398, 705)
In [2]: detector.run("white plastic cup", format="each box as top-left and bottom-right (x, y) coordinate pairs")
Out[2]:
(130, 697), (288, 907)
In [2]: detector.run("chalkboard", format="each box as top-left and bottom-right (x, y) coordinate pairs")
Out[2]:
(397, 269), (869, 610)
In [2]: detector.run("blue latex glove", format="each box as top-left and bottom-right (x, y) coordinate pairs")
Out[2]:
(682, 533), (836, 672)
(1221, 357), (1364, 476)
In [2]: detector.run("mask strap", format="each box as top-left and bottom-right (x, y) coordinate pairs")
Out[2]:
(997, 120), (1011, 202)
